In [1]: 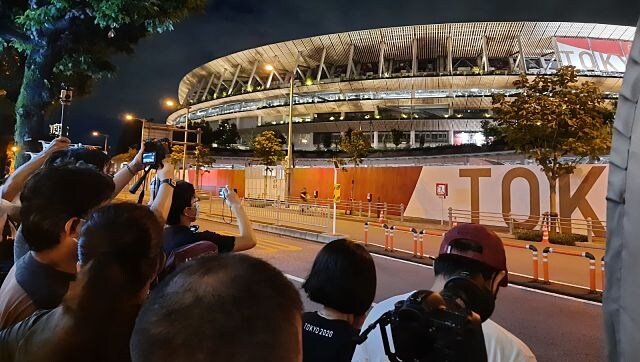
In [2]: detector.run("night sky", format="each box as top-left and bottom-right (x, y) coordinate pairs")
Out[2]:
(67, 0), (640, 152)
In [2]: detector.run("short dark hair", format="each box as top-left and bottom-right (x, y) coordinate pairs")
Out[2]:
(131, 254), (303, 362)
(166, 181), (195, 225)
(20, 165), (115, 252)
(302, 238), (376, 316)
(434, 239), (501, 282)
(45, 148), (111, 172)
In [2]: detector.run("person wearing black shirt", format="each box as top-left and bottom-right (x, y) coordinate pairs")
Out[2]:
(301, 239), (377, 362)
(163, 182), (256, 255)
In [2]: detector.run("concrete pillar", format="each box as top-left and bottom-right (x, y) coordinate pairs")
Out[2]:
(449, 130), (455, 145)
(410, 130), (416, 147)
(373, 131), (379, 149)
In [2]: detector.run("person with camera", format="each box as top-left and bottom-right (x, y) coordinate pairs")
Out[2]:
(163, 182), (256, 255)
(352, 224), (536, 362)
(301, 238), (376, 362)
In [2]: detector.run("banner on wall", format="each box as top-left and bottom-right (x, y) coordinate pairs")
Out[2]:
(405, 165), (608, 235)
(555, 37), (632, 72)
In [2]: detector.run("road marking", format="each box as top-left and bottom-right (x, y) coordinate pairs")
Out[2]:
(285, 273), (306, 283)
(506, 284), (602, 306)
(370, 253), (602, 304)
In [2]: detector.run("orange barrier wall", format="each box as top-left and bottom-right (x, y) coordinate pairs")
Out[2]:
(189, 169), (246, 197)
(289, 167), (422, 208)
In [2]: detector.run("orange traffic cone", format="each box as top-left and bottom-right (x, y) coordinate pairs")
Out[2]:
(541, 223), (550, 244)
(378, 210), (386, 224)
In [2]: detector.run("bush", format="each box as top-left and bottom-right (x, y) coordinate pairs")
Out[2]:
(513, 229), (587, 247)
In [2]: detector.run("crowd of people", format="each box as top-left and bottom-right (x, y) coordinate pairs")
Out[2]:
(0, 137), (536, 361)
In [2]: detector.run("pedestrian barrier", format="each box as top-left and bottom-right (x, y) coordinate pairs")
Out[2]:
(363, 222), (388, 248)
(389, 226), (416, 253)
(504, 242), (540, 282)
(542, 247), (598, 293)
(601, 256), (605, 291)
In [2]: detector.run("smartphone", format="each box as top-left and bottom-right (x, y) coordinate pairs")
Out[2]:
(219, 187), (228, 199)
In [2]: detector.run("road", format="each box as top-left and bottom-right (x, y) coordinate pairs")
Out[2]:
(199, 217), (603, 362)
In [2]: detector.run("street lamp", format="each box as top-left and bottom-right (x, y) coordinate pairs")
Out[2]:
(164, 98), (191, 181)
(91, 131), (110, 153)
(265, 64), (294, 200)
(124, 113), (147, 145)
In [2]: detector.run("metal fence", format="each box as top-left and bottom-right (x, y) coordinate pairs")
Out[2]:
(199, 191), (331, 230)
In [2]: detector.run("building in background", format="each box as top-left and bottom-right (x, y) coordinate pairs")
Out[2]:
(167, 22), (634, 150)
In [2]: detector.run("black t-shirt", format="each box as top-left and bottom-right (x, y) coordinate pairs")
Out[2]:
(15, 252), (76, 309)
(302, 311), (359, 362)
(163, 225), (235, 255)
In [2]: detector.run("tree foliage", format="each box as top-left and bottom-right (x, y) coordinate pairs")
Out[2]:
(252, 130), (285, 167)
(391, 128), (403, 148)
(492, 66), (613, 212)
(211, 120), (239, 148)
(110, 146), (137, 165)
(321, 133), (333, 150)
(193, 144), (214, 168)
(0, 0), (205, 163)
(340, 129), (371, 166)
(169, 145), (184, 168)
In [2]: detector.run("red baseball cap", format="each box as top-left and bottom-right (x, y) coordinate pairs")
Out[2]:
(439, 224), (508, 286)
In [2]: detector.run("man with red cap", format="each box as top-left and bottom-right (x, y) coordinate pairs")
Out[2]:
(353, 224), (536, 362)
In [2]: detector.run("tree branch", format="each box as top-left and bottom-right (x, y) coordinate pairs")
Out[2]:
(0, 24), (30, 44)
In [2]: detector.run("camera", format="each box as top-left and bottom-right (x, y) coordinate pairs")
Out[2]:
(357, 275), (487, 361)
(142, 138), (171, 169)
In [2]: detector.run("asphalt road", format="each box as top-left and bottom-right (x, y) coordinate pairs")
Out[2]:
(200, 218), (603, 362)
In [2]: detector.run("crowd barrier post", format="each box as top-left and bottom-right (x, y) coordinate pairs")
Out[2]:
(601, 256), (605, 291)
(448, 207), (453, 228)
(364, 222), (369, 246)
(527, 244), (539, 282)
(542, 247), (550, 284)
(388, 226), (395, 251)
(587, 217), (593, 243)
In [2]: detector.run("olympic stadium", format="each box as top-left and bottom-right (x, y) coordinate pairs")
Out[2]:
(167, 22), (635, 150)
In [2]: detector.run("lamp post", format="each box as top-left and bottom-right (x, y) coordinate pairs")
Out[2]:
(165, 99), (191, 181)
(265, 64), (294, 200)
(124, 114), (147, 145)
(91, 131), (110, 153)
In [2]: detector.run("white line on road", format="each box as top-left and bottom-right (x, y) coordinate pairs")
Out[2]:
(285, 274), (306, 283)
(370, 253), (602, 305)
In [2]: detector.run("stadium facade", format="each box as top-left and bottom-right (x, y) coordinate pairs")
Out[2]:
(167, 22), (635, 150)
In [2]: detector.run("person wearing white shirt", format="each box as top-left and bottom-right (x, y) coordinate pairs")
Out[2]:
(352, 224), (536, 362)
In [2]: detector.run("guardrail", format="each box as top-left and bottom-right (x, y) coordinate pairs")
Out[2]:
(201, 192), (331, 230)
(448, 207), (606, 239)
(504, 242), (540, 281)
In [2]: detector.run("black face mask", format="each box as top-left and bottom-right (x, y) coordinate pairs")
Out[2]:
(442, 274), (497, 322)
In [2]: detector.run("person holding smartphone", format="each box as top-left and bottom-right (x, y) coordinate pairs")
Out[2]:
(163, 182), (256, 255)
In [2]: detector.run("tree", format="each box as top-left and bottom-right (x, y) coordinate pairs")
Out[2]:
(391, 128), (403, 148)
(321, 133), (333, 150)
(340, 129), (371, 166)
(0, 0), (205, 164)
(492, 66), (613, 221)
(193, 144), (214, 189)
(111, 147), (138, 166)
(252, 130), (285, 198)
(211, 120), (240, 148)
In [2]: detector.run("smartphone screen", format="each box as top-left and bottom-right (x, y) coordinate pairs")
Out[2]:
(142, 153), (156, 165)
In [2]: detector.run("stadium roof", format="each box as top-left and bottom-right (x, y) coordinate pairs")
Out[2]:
(178, 22), (636, 102)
